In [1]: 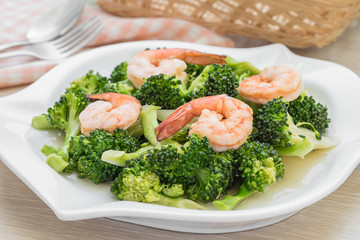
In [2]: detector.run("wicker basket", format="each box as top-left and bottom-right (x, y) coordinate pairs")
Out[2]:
(97, 0), (360, 48)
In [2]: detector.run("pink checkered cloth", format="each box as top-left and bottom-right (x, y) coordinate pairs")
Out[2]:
(0, 0), (234, 88)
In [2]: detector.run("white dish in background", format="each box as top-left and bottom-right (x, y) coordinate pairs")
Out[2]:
(0, 40), (360, 233)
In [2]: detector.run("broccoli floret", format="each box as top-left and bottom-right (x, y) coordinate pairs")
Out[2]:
(68, 128), (141, 183)
(133, 74), (189, 109)
(187, 64), (239, 99)
(251, 97), (338, 158)
(145, 135), (233, 202)
(288, 92), (330, 134)
(109, 61), (128, 82)
(45, 90), (90, 172)
(103, 79), (136, 95)
(67, 64), (135, 96)
(169, 127), (190, 144)
(213, 141), (284, 210)
(67, 70), (108, 95)
(187, 151), (234, 202)
(111, 158), (206, 210)
(185, 63), (206, 86)
(103, 62), (136, 95)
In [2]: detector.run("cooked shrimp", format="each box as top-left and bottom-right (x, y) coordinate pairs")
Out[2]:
(79, 92), (141, 137)
(237, 64), (304, 104)
(155, 94), (253, 152)
(127, 48), (227, 88)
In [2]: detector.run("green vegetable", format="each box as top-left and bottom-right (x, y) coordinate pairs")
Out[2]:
(109, 61), (128, 82)
(187, 64), (239, 99)
(185, 63), (206, 86)
(101, 144), (154, 167)
(67, 70), (108, 94)
(250, 97), (338, 158)
(213, 141), (284, 210)
(68, 128), (141, 183)
(103, 79), (136, 95)
(140, 105), (161, 146)
(134, 74), (189, 109)
(288, 92), (331, 134)
(225, 56), (261, 77)
(145, 135), (234, 202)
(31, 114), (54, 130)
(45, 90), (90, 172)
(41, 144), (60, 156)
(111, 157), (206, 210)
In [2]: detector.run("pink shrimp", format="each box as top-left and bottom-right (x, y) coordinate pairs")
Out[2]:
(79, 92), (141, 137)
(155, 95), (253, 152)
(237, 64), (304, 104)
(127, 48), (227, 88)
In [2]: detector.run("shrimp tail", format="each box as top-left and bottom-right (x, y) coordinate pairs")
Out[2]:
(156, 95), (225, 141)
(155, 105), (195, 141)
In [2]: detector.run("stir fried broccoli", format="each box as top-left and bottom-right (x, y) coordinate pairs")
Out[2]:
(103, 62), (136, 95)
(101, 144), (154, 167)
(109, 61), (128, 82)
(67, 62), (135, 96)
(44, 90), (90, 172)
(67, 70), (108, 95)
(225, 56), (261, 78)
(185, 63), (206, 85)
(144, 135), (234, 202)
(213, 141), (284, 210)
(68, 128), (141, 184)
(187, 151), (234, 202)
(251, 97), (338, 158)
(134, 74), (189, 109)
(111, 157), (206, 209)
(288, 92), (330, 134)
(187, 64), (239, 99)
(108, 134), (234, 204)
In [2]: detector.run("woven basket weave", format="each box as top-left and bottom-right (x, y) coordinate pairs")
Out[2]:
(97, 0), (360, 48)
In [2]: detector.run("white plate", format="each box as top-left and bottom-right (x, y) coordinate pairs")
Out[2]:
(1, 40), (360, 233)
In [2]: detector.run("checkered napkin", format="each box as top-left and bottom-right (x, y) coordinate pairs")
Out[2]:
(0, 0), (234, 88)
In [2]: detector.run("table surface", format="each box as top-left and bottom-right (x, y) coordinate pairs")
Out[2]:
(1, 20), (359, 240)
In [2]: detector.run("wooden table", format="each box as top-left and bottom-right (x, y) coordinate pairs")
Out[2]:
(1, 21), (359, 240)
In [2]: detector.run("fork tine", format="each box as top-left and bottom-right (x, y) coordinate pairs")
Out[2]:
(56, 19), (101, 50)
(53, 17), (99, 46)
(58, 23), (105, 58)
(59, 21), (103, 53)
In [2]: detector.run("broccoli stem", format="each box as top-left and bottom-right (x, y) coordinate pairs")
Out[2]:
(162, 184), (184, 197)
(41, 144), (60, 156)
(140, 105), (161, 146)
(276, 139), (314, 158)
(157, 109), (175, 121)
(187, 65), (210, 93)
(213, 184), (254, 211)
(149, 190), (206, 210)
(225, 57), (261, 76)
(46, 121), (80, 172)
(31, 114), (54, 130)
(127, 119), (143, 136)
(278, 114), (338, 158)
(101, 145), (154, 166)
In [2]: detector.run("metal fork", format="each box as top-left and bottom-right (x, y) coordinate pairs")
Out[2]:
(0, 17), (104, 60)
